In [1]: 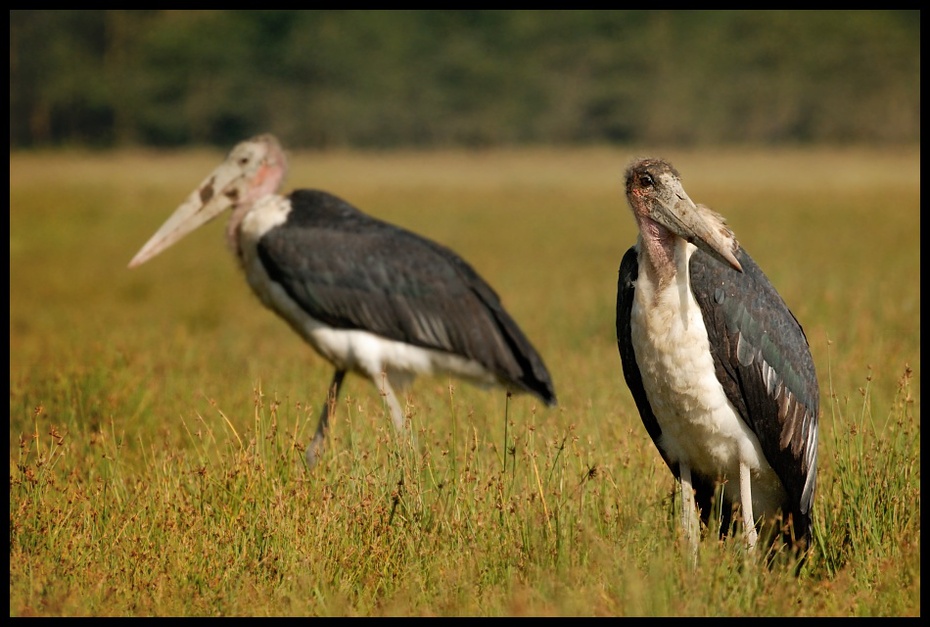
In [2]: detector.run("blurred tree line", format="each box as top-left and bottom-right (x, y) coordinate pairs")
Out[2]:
(9, 10), (920, 149)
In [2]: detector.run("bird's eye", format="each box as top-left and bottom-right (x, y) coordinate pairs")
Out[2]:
(639, 173), (655, 188)
(238, 157), (249, 166)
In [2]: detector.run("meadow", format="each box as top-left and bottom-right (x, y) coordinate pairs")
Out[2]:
(9, 145), (920, 616)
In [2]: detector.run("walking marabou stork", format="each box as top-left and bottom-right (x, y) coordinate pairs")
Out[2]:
(615, 158), (819, 555)
(129, 134), (557, 465)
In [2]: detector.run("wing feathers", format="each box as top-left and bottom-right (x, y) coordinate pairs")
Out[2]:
(690, 246), (819, 536)
(256, 189), (556, 404)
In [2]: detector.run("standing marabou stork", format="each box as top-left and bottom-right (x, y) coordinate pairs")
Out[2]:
(129, 134), (557, 465)
(615, 158), (819, 555)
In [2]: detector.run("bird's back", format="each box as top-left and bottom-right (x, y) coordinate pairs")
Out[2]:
(257, 189), (557, 406)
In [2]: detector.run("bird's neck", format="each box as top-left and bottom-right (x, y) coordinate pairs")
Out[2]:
(226, 202), (254, 261)
(637, 217), (681, 289)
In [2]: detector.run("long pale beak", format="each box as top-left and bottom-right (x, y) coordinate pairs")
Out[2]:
(653, 190), (743, 272)
(128, 161), (243, 268)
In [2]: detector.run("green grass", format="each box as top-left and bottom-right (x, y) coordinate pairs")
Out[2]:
(9, 145), (920, 616)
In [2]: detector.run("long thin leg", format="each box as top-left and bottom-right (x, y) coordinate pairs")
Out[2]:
(679, 463), (700, 565)
(373, 371), (407, 434)
(306, 369), (346, 467)
(739, 460), (758, 549)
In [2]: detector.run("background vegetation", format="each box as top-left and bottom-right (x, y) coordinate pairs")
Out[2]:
(9, 145), (920, 615)
(10, 10), (920, 149)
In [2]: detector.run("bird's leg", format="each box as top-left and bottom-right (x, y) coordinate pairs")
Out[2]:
(739, 460), (758, 549)
(372, 371), (420, 459)
(375, 372), (409, 434)
(679, 464), (700, 564)
(306, 369), (346, 467)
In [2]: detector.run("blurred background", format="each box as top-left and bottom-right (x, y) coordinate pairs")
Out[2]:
(9, 10), (920, 150)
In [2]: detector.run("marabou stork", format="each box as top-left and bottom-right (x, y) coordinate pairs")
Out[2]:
(129, 134), (557, 465)
(615, 158), (819, 555)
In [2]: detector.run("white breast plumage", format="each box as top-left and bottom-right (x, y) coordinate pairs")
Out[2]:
(630, 240), (786, 516)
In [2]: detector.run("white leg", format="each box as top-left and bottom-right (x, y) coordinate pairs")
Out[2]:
(373, 371), (408, 434)
(739, 460), (758, 549)
(679, 464), (700, 561)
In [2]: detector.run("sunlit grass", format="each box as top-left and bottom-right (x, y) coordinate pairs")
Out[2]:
(9, 145), (919, 616)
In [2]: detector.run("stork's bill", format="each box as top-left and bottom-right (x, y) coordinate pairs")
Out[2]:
(129, 135), (287, 269)
(626, 158), (742, 274)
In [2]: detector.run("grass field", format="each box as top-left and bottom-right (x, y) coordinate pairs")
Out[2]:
(9, 145), (920, 616)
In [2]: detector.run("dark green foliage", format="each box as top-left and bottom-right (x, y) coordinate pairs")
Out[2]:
(10, 10), (920, 149)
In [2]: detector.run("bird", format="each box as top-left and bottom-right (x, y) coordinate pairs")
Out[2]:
(128, 134), (557, 465)
(615, 157), (819, 557)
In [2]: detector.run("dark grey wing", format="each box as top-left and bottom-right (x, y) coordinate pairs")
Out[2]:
(258, 189), (556, 405)
(689, 246), (819, 542)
